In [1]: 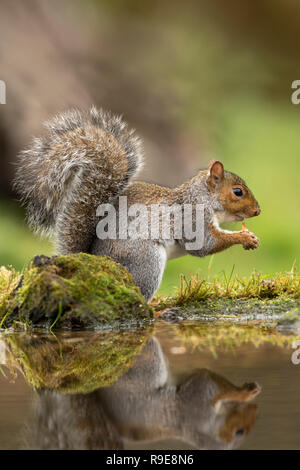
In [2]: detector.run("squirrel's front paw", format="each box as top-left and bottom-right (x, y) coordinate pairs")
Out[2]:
(242, 381), (262, 400)
(240, 230), (259, 250)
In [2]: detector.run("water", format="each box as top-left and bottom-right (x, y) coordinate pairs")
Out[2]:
(0, 319), (299, 450)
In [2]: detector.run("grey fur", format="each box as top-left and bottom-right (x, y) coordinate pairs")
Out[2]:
(91, 238), (166, 301)
(91, 176), (223, 300)
(175, 175), (223, 257)
(14, 107), (259, 301)
(13, 107), (143, 252)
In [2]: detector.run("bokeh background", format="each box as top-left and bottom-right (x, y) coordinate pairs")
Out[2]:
(0, 0), (299, 295)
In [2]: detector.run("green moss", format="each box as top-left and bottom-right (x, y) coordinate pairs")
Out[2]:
(153, 268), (300, 311)
(157, 297), (300, 323)
(3, 328), (152, 394)
(0, 266), (22, 320)
(0, 254), (153, 329)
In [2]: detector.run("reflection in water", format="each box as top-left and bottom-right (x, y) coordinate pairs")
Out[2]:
(2, 331), (261, 449)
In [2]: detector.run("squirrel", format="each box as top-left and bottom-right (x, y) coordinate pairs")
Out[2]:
(14, 106), (261, 301)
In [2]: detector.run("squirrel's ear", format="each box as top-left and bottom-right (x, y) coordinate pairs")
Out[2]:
(207, 160), (224, 187)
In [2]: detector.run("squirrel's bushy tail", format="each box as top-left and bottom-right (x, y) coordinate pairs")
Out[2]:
(14, 107), (143, 254)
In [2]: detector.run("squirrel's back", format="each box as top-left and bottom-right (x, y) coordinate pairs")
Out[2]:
(14, 107), (143, 253)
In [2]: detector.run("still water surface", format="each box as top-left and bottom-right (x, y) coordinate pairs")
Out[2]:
(0, 320), (299, 450)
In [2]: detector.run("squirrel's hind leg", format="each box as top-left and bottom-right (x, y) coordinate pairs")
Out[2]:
(90, 239), (167, 302)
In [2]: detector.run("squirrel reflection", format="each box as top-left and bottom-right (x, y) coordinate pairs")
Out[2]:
(24, 336), (261, 449)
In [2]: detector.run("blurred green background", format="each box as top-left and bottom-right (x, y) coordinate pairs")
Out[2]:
(0, 0), (299, 295)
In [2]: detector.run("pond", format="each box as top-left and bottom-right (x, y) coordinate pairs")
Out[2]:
(0, 317), (299, 450)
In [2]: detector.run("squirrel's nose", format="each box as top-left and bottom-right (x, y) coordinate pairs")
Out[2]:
(253, 207), (261, 217)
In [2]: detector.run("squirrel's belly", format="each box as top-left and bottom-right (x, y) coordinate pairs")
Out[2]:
(164, 241), (186, 261)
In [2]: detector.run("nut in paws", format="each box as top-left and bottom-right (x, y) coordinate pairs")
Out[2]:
(241, 230), (259, 250)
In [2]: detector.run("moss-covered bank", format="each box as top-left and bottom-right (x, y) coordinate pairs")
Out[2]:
(153, 269), (300, 318)
(157, 297), (300, 323)
(0, 254), (153, 329)
(1, 254), (299, 330)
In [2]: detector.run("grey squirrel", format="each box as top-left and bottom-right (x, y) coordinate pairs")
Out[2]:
(14, 106), (261, 301)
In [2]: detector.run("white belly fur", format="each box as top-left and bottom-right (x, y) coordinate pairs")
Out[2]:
(164, 241), (186, 261)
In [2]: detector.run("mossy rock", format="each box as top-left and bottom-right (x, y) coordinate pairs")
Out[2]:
(0, 254), (153, 329)
(2, 328), (152, 394)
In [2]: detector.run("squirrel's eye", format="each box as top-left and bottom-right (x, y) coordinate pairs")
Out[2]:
(233, 187), (243, 197)
(235, 428), (245, 437)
